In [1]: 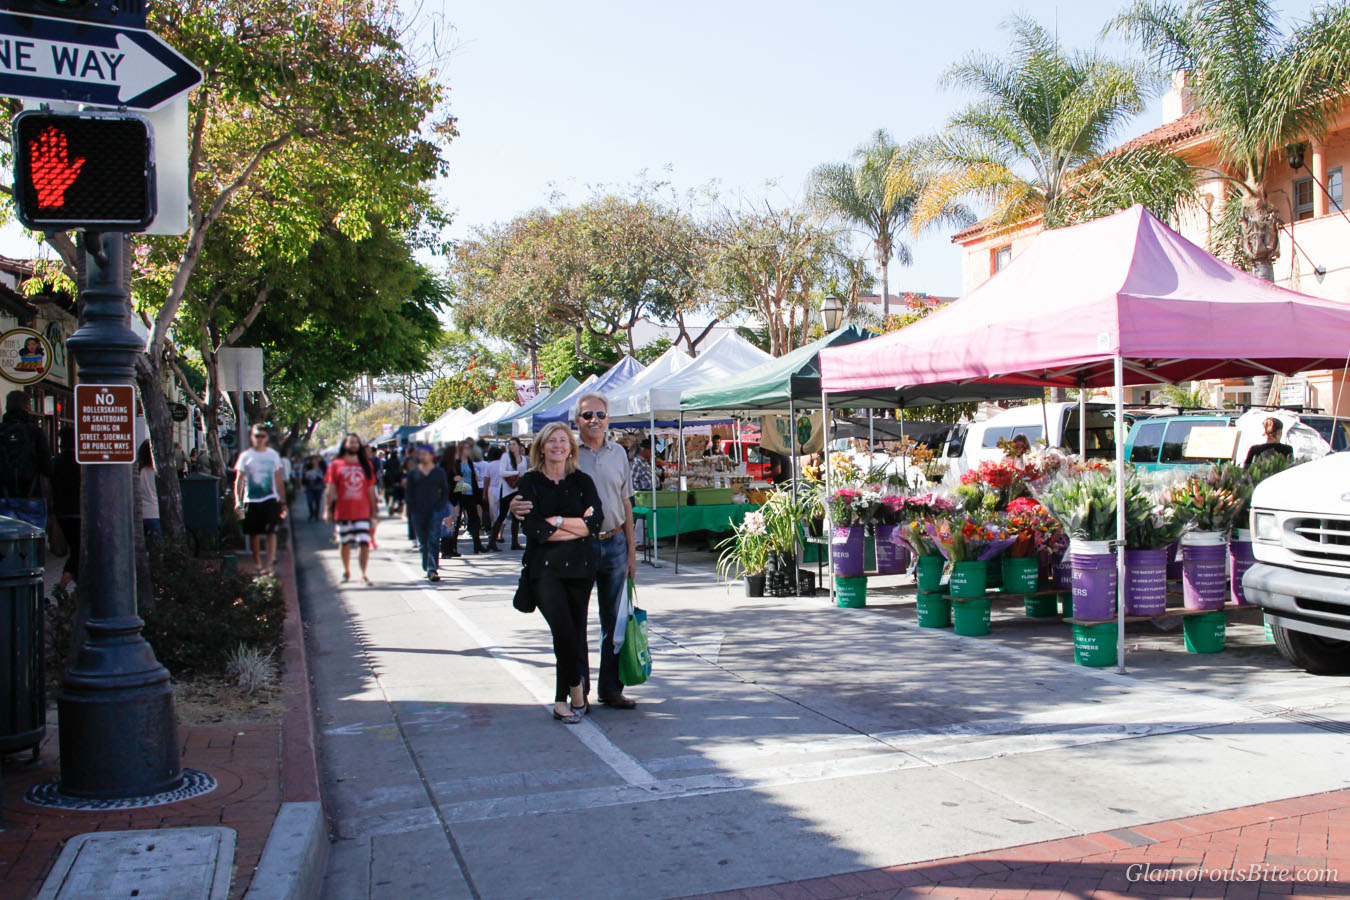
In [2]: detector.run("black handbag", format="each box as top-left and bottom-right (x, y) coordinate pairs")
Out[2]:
(512, 569), (536, 613)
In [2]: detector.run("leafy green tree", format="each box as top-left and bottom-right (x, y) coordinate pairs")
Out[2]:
(634, 336), (674, 365)
(1113, 0), (1350, 278)
(710, 203), (852, 355)
(537, 332), (619, 388)
(29, 0), (454, 544)
(808, 131), (972, 318)
(901, 15), (1195, 232)
(422, 359), (528, 418)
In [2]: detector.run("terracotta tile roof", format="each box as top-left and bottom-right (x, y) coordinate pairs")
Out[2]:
(949, 109), (1212, 244)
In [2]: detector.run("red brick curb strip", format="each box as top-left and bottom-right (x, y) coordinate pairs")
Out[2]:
(684, 789), (1350, 899)
(242, 518), (328, 900)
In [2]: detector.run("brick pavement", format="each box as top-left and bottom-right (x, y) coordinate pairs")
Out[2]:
(0, 525), (317, 900)
(687, 789), (1350, 900)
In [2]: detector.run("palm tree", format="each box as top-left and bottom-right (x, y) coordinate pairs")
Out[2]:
(898, 15), (1196, 233)
(807, 132), (971, 319)
(1113, 0), (1350, 281)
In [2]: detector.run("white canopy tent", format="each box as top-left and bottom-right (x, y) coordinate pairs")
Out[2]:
(444, 400), (518, 442)
(607, 333), (771, 423)
(410, 407), (471, 444)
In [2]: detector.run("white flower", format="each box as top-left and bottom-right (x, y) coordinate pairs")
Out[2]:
(742, 512), (767, 535)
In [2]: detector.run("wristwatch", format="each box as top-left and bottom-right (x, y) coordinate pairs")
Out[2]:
(553, 515), (563, 527)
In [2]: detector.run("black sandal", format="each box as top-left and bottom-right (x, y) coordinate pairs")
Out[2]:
(552, 707), (582, 724)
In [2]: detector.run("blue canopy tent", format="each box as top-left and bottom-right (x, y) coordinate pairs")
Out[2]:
(532, 356), (646, 430)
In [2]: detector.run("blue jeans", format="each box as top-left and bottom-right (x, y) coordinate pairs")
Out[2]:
(594, 532), (629, 698)
(304, 487), (324, 520)
(410, 509), (442, 575)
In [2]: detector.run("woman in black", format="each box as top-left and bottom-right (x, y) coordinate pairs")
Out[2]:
(517, 422), (604, 724)
(404, 444), (449, 581)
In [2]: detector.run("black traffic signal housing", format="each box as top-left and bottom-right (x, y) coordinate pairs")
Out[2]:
(12, 110), (156, 230)
(0, 0), (147, 28)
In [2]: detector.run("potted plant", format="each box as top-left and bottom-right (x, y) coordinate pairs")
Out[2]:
(1220, 455), (1296, 604)
(1122, 475), (1190, 616)
(715, 510), (771, 596)
(1033, 469), (1121, 621)
(825, 486), (880, 578)
(1165, 469), (1243, 610)
(1001, 498), (1065, 608)
(928, 514), (1014, 635)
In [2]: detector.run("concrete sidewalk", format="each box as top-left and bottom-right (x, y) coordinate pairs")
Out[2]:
(297, 516), (1350, 900)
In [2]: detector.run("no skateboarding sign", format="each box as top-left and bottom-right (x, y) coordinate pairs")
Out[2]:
(75, 383), (136, 463)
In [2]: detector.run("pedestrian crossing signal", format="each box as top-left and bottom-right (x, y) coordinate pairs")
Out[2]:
(12, 110), (155, 230)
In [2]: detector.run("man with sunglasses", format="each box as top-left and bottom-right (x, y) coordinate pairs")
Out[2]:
(513, 391), (639, 709)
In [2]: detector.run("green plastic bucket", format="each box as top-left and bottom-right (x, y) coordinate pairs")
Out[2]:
(915, 555), (944, 592)
(949, 561), (987, 599)
(1264, 621), (1274, 642)
(1183, 612), (1226, 653)
(1073, 623), (1117, 667)
(835, 576), (867, 608)
(1025, 594), (1060, 617)
(916, 591), (951, 628)
(952, 597), (992, 636)
(1002, 557), (1040, 594)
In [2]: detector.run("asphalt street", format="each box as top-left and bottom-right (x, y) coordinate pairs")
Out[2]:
(293, 516), (1350, 900)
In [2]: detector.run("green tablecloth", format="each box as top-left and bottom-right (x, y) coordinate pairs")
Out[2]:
(632, 503), (757, 537)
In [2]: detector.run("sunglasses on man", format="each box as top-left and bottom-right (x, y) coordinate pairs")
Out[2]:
(579, 411), (608, 421)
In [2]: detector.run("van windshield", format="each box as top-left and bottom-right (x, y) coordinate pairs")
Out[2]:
(1299, 416), (1350, 452)
(1062, 409), (1126, 458)
(980, 425), (1043, 448)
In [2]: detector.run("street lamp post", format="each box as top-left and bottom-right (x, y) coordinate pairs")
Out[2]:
(59, 232), (181, 798)
(821, 294), (845, 332)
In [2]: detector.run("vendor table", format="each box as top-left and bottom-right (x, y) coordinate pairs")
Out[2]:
(632, 503), (757, 538)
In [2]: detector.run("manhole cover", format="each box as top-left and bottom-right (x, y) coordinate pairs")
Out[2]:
(25, 768), (217, 810)
(34, 826), (234, 900)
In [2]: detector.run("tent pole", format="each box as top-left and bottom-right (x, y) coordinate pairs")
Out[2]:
(899, 406), (907, 488)
(1114, 356), (1128, 675)
(675, 411), (683, 575)
(789, 396), (799, 595)
(822, 386), (833, 606)
(1041, 394), (1050, 449)
(1078, 386), (1087, 457)
(867, 408), (875, 460)
(650, 408), (660, 568)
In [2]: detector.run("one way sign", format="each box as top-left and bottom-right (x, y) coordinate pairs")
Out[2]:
(0, 11), (201, 110)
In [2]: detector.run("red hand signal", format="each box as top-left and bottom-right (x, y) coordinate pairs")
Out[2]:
(29, 126), (86, 209)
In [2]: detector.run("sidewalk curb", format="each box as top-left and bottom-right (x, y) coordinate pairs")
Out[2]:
(243, 802), (326, 900)
(246, 518), (327, 899)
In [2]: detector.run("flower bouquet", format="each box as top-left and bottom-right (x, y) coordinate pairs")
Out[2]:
(824, 486), (882, 527)
(1031, 468), (1119, 541)
(957, 459), (1037, 512)
(927, 515), (1016, 563)
(1124, 474), (1190, 550)
(1167, 470), (1243, 534)
(1002, 497), (1067, 558)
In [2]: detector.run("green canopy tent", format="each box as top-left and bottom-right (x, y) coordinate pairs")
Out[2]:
(493, 375), (583, 437)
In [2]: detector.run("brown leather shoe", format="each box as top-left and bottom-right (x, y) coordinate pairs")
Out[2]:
(599, 693), (636, 710)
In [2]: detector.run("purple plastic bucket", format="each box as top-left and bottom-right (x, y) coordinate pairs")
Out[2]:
(1124, 548), (1168, 616)
(1054, 556), (1072, 590)
(1230, 532), (1255, 606)
(874, 524), (911, 575)
(1182, 532), (1228, 610)
(830, 525), (867, 578)
(1070, 540), (1117, 621)
(1166, 541), (1183, 581)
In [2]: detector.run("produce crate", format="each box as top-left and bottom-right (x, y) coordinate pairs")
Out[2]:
(688, 488), (734, 506)
(634, 490), (686, 508)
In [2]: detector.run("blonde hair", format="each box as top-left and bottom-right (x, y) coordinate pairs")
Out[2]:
(530, 422), (579, 474)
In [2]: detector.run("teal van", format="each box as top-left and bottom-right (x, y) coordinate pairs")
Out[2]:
(1124, 413), (1242, 472)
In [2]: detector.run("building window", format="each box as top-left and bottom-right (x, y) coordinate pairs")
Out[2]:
(1329, 167), (1343, 211)
(1294, 177), (1314, 221)
(992, 245), (1012, 273)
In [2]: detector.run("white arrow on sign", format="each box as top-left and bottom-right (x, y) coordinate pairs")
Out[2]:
(0, 31), (176, 104)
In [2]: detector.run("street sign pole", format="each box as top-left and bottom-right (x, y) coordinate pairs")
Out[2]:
(59, 231), (181, 798)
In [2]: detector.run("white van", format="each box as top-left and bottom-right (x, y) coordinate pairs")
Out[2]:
(952, 402), (1129, 478)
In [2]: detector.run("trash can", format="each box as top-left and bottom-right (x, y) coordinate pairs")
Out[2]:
(0, 514), (46, 760)
(179, 474), (221, 548)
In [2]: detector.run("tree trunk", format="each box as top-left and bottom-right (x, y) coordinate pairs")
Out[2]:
(879, 252), (890, 320)
(136, 359), (189, 546)
(1241, 193), (1279, 406)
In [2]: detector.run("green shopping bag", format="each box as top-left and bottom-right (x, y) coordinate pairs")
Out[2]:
(618, 578), (651, 686)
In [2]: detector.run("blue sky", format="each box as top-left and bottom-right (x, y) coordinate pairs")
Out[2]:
(2, 0), (1325, 298)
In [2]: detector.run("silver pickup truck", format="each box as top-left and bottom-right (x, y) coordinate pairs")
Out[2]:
(1242, 452), (1350, 674)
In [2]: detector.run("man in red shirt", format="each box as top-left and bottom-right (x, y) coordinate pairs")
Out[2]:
(325, 433), (379, 584)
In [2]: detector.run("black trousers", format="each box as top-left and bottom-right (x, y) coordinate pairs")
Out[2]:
(492, 491), (520, 544)
(533, 574), (593, 702)
(453, 495), (482, 550)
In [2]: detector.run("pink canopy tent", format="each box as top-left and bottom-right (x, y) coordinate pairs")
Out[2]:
(820, 205), (1350, 392)
(819, 205), (1350, 673)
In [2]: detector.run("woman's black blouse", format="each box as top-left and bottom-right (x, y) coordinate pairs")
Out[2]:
(517, 469), (604, 579)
